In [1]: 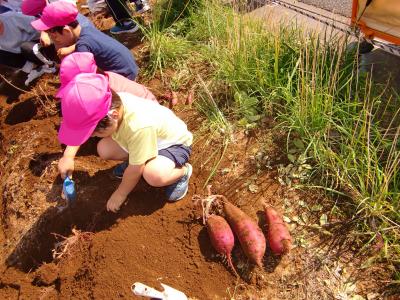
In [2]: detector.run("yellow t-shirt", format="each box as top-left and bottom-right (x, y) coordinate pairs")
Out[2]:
(112, 92), (193, 165)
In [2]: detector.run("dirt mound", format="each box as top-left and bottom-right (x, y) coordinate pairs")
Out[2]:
(0, 6), (395, 299)
(0, 71), (292, 298)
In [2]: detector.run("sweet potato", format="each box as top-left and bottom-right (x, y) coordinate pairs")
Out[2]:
(265, 206), (292, 255)
(206, 215), (238, 277)
(185, 90), (194, 105)
(223, 201), (266, 267)
(171, 91), (178, 106)
(164, 90), (179, 108)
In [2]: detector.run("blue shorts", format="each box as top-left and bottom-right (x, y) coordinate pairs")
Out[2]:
(159, 144), (191, 167)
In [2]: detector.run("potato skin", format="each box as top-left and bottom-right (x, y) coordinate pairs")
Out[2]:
(265, 206), (292, 255)
(223, 201), (266, 267)
(207, 215), (234, 256)
(207, 215), (239, 277)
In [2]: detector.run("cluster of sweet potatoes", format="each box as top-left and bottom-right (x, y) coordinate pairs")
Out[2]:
(196, 189), (292, 276)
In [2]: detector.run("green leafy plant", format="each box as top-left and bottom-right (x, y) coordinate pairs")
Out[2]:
(142, 0), (400, 272)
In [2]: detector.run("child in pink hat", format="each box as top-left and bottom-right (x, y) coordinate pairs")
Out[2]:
(0, 0), (22, 13)
(21, 0), (77, 16)
(31, 1), (138, 80)
(58, 52), (157, 102)
(21, 0), (93, 60)
(0, 10), (57, 86)
(58, 73), (193, 212)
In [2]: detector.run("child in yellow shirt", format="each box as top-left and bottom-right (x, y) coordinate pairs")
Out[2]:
(57, 73), (193, 212)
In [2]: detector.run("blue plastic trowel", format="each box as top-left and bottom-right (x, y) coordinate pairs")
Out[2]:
(62, 176), (77, 205)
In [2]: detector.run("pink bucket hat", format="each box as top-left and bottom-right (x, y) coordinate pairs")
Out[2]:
(57, 52), (97, 98)
(58, 73), (111, 146)
(21, 0), (46, 16)
(31, 1), (78, 31)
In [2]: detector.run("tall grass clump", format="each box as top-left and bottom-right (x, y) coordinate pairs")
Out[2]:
(260, 21), (400, 262)
(279, 33), (400, 262)
(140, 0), (205, 76)
(194, 77), (234, 187)
(144, 0), (400, 269)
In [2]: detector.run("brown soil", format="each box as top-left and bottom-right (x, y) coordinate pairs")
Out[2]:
(0, 8), (397, 300)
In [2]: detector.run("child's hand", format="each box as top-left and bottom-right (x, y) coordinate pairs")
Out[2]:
(58, 156), (74, 179)
(106, 190), (127, 213)
(57, 46), (75, 59)
(40, 31), (52, 47)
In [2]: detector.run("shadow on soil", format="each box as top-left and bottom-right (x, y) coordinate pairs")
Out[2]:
(4, 94), (60, 126)
(196, 226), (256, 280)
(5, 99), (38, 125)
(27, 142), (99, 181)
(0, 70), (27, 104)
(29, 153), (63, 177)
(76, 137), (101, 156)
(5, 167), (166, 273)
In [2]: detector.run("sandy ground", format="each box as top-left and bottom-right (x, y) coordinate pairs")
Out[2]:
(297, 0), (352, 17)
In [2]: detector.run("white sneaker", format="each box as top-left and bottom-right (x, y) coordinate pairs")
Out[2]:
(25, 64), (56, 86)
(41, 64), (57, 74)
(21, 61), (35, 74)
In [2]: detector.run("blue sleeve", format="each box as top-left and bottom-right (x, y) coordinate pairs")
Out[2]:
(76, 43), (91, 53)
(76, 14), (94, 29)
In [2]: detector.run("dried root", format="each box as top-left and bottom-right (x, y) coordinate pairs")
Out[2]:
(193, 187), (239, 277)
(222, 253), (239, 278)
(52, 229), (93, 260)
(192, 185), (226, 225)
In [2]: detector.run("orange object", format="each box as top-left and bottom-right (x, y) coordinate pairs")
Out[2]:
(352, 0), (400, 45)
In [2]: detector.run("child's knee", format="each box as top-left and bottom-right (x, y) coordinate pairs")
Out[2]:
(142, 169), (165, 187)
(97, 140), (111, 159)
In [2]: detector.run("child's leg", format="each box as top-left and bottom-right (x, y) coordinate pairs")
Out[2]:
(143, 144), (191, 189)
(19, 42), (57, 86)
(105, 0), (139, 34)
(0, 49), (27, 69)
(20, 42), (55, 66)
(105, 0), (132, 27)
(143, 155), (186, 187)
(97, 137), (129, 161)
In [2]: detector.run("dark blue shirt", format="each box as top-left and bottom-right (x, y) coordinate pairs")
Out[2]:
(76, 26), (138, 80)
(77, 13), (95, 29)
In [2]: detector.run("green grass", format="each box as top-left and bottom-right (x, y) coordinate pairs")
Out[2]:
(141, 0), (400, 277)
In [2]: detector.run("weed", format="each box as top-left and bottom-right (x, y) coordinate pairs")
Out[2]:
(52, 229), (93, 260)
(143, 0), (400, 274)
(194, 76), (233, 187)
